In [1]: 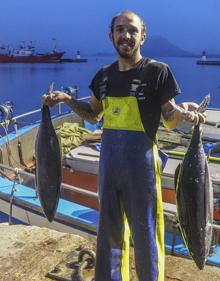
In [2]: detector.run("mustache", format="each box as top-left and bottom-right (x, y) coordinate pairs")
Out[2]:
(118, 39), (135, 46)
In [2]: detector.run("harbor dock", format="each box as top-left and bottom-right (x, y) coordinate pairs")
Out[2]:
(197, 60), (220, 65)
(60, 58), (88, 62)
(196, 51), (220, 65)
(1, 223), (220, 281)
(60, 50), (88, 62)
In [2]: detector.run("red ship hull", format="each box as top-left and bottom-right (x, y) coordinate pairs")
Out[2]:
(0, 52), (64, 63)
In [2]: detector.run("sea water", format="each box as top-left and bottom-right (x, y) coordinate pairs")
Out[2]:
(0, 55), (220, 118)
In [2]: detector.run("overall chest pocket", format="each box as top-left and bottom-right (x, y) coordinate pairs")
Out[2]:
(102, 96), (145, 131)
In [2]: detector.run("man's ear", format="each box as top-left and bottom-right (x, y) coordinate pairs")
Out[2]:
(140, 32), (146, 45)
(109, 32), (113, 42)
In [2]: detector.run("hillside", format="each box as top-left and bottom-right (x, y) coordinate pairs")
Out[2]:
(94, 36), (195, 57)
(142, 35), (194, 57)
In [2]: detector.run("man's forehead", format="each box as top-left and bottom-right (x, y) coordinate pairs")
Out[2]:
(114, 13), (142, 28)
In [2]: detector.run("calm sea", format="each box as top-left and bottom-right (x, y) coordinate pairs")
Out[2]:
(0, 56), (220, 118)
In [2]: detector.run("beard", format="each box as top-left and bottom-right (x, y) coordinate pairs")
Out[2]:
(112, 38), (138, 58)
(115, 48), (134, 58)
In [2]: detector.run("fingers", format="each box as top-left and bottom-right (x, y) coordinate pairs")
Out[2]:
(185, 102), (199, 111)
(41, 91), (71, 107)
(198, 112), (206, 123)
(183, 111), (206, 124)
(184, 111), (197, 124)
(42, 92), (59, 107)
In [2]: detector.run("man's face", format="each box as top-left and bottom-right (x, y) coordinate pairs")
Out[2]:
(110, 13), (146, 59)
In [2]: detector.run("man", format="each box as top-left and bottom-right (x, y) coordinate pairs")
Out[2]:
(43, 11), (205, 281)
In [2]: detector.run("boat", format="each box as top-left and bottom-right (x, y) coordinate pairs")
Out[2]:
(0, 99), (220, 265)
(0, 41), (64, 63)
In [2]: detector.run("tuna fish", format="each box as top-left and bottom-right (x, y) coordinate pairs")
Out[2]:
(175, 95), (213, 269)
(35, 104), (62, 222)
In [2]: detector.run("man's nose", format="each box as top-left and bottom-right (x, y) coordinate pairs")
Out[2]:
(122, 30), (131, 39)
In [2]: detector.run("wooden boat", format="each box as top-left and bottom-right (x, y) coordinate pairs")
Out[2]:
(0, 101), (220, 265)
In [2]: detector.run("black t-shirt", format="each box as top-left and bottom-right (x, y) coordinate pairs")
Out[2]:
(89, 57), (181, 140)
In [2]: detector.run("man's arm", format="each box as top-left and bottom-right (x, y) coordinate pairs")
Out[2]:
(42, 91), (103, 124)
(161, 99), (206, 130)
(65, 93), (103, 124)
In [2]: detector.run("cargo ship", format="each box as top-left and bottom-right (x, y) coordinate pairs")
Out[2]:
(0, 41), (64, 63)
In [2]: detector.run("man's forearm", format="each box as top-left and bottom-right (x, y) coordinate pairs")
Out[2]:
(162, 100), (203, 130)
(66, 98), (100, 124)
(162, 105), (184, 130)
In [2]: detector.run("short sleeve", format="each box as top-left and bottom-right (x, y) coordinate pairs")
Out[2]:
(157, 64), (181, 105)
(89, 68), (103, 101)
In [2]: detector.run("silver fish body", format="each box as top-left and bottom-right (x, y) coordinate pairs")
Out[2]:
(35, 105), (61, 222)
(175, 123), (213, 269)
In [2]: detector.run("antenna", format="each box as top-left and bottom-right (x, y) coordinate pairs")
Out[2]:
(52, 38), (57, 52)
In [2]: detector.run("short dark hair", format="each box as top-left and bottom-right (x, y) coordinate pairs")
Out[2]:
(110, 11), (147, 35)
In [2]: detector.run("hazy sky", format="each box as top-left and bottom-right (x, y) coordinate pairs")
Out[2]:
(0, 0), (219, 55)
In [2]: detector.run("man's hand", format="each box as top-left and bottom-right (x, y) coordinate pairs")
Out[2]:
(162, 100), (206, 130)
(42, 91), (71, 107)
(42, 91), (103, 124)
(179, 102), (206, 124)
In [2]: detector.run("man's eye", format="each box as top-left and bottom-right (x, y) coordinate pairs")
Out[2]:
(116, 28), (124, 33)
(129, 29), (138, 34)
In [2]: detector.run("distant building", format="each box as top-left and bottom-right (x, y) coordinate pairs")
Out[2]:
(76, 50), (81, 59)
(201, 50), (207, 61)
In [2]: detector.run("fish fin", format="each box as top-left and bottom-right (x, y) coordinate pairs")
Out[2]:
(174, 163), (181, 191)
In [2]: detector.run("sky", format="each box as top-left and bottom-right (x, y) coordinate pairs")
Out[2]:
(0, 0), (220, 55)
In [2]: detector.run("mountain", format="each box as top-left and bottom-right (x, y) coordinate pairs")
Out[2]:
(93, 35), (197, 57)
(202, 53), (220, 58)
(142, 35), (195, 57)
